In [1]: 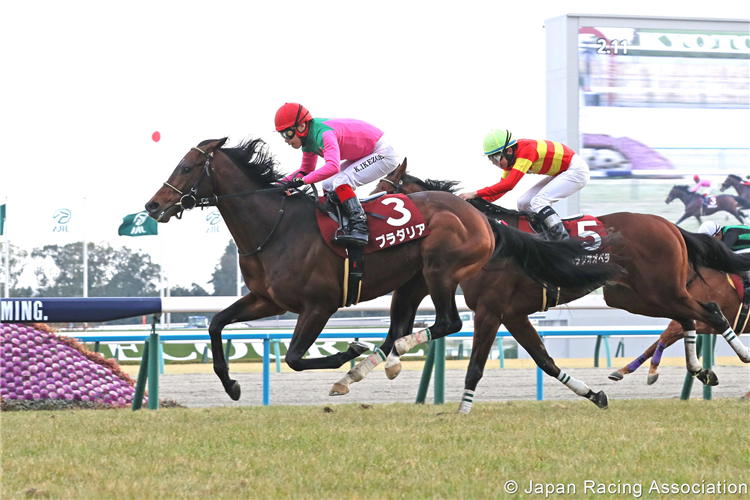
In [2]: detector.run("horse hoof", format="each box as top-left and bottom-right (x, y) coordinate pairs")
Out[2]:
(593, 390), (609, 409)
(697, 369), (719, 387)
(385, 363), (402, 380)
(647, 373), (659, 385)
(608, 371), (623, 381)
(227, 380), (241, 401)
(329, 383), (349, 396)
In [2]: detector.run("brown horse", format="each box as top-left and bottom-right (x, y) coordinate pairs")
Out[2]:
(145, 138), (618, 401)
(371, 165), (750, 412)
(665, 185), (746, 225)
(610, 268), (750, 385)
(719, 174), (750, 206)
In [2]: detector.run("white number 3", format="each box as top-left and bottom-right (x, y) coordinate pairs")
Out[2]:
(381, 198), (412, 226)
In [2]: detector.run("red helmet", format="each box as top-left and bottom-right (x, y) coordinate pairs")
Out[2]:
(275, 103), (311, 131)
(693, 174), (700, 182)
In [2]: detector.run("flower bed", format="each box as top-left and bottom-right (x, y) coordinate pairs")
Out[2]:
(1, 322), (146, 409)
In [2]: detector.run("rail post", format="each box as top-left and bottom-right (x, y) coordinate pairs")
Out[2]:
(274, 340), (281, 373)
(131, 340), (149, 411)
(147, 319), (160, 410)
(224, 339), (233, 369)
(415, 341), (436, 404)
(498, 337), (505, 368)
(434, 337), (445, 405)
(680, 335), (703, 400)
(263, 338), (270, 406)
(702, 334), (715, 401)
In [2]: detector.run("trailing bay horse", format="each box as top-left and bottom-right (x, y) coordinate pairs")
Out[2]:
(145, 138), (618, 401)
(665, 185), (746, 225)
(610, 267), (750, 385)
(371, 165), (750, 412)
(719, 174), (750, 205)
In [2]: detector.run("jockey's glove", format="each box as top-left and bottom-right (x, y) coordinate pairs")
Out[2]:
(278, 178), (306, 190)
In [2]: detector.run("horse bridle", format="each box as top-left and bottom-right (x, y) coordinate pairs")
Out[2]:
(379, 176), (403, 193)
(162, 146), (218, 216)
(161, 146), (289, 256)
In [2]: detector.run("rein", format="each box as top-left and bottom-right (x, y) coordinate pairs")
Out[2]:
(379, 176), (403, 193)
(162, 145), (292, 256)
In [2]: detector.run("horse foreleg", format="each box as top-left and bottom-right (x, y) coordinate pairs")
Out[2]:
(674, 213), (690, 226)
(285, 306), (350, 372)
(644, 322), (684, 384)
(209, 292), (286, 400)
(458, 308), (502, 414)
(508, 317), (608, 409)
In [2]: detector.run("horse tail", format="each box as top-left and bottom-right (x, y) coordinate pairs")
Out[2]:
(487, 219), (622, 289)
(733, 196), (750, 210)
(677, 226), (750, 276)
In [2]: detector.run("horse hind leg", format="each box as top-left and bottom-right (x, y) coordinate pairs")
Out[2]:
(458, 309), (502, 414)
(388, 271), (462, 369)
(508, 317), (608, 409)
(331, 274), (429, 396)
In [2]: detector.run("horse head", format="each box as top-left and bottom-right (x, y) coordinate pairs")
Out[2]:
(370, 158), (408, 195)
(665, 185), (690, 204)
(146, 138), (228, 222)
(720, 174), (741, 193)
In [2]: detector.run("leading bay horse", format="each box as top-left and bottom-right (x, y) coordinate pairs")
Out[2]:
(371, 164), (750, 412)
(610, 267), (750, 386)
(145, 138), (618, 401)
(720, 174), (750, 205)
(665, 185), (747, 225)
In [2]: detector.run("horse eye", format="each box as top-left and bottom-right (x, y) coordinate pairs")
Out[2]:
(182, 166), (191, 174)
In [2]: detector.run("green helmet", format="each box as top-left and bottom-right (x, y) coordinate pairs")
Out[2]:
(483, 129), (517, 156)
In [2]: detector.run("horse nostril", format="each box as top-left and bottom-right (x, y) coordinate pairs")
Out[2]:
(145, 201), (159, 213)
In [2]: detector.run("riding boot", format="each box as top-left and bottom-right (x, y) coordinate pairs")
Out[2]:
(537, 205), (569, 241)
(333, 197), (369, 247)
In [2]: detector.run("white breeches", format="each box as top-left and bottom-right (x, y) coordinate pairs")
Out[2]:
(321, 135), (401, 192)
(516, 154), (590, 213)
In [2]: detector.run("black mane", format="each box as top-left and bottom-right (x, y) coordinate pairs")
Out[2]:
(728, 174), (742, 181)
(403, 173), (461, 193)
(216, 138), (284, 186)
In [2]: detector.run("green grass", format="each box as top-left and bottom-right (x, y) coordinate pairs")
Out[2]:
(2, 399), (748, 499)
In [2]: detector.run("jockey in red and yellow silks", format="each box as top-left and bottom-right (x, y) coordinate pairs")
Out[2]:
(459, 129), (590, 241)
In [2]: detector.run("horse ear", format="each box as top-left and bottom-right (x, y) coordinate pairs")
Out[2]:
(216, 137), (228, 149)
(395, 157), (408, 177)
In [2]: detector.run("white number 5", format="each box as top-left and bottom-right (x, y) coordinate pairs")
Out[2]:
(577, 220), (601, 251)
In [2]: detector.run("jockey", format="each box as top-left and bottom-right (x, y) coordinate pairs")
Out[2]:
(699, 221), (750, 254)
(459, 129), (590, 241)
(274, 103), (400, 246)
(690, 175), (714, 198)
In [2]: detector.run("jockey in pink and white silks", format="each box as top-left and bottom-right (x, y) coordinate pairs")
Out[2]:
(275, 102), (400, 246)
(690, 175), (715, 197)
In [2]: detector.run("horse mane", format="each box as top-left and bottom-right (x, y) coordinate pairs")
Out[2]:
(674, 185), (691, 192)
(403, 173), (461, 193)
(216, 137), (284, 186)
(728, 174), (741, 181)
(401, 171), (534, 219)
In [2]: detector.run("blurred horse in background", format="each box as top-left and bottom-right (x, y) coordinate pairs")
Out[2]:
(666, 184), (747, 225)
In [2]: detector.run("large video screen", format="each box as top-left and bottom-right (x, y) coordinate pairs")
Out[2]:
(578, 26), (749, 230)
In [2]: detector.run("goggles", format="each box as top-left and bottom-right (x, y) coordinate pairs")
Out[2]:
(488, 152), (504, 163)
(280, 127), (297, 140)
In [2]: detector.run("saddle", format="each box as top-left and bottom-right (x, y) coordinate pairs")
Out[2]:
(314, 192), (430, 307)
(727, 273), (750, 333)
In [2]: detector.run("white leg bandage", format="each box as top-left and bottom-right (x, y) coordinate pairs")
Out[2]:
(458, 390), (475, 414)
(683, 330), (701, 372)
(335, 348), (386, 388)
(721, 328), (750, 363)
(557, 370), (590, 397)
(394, 328), (431, 355)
